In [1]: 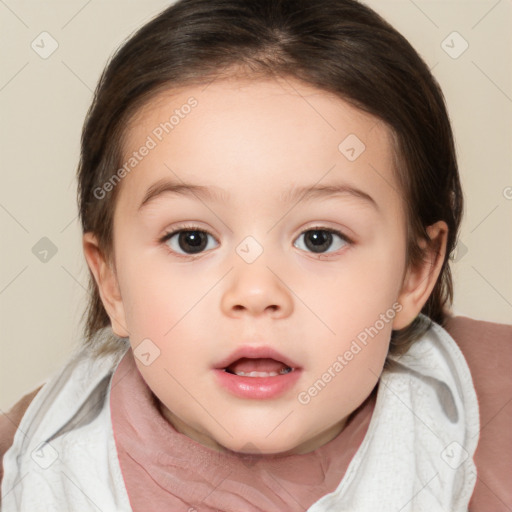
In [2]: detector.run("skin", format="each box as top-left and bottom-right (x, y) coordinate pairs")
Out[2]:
(83, 76), (447, 455)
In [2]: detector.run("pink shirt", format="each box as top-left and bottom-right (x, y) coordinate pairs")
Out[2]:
(110, 349), (375, 511)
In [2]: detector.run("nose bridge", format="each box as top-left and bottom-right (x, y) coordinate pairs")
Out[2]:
(220, 234), (294, 318)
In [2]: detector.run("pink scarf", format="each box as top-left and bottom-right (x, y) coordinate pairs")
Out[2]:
(110, 349), (375, 511)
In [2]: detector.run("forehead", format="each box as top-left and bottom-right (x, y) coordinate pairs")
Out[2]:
(118, 77), (403, 217)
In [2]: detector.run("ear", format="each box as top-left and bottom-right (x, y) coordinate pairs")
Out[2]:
(82, 232), (129, 338)
(392, 221), (448, 330)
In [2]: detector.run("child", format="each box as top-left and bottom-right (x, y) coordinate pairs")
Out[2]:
(1, 0), (511, 510)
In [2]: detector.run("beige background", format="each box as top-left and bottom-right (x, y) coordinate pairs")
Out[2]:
(1, 0), (511, 411)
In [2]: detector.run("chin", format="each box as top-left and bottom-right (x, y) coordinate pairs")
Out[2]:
(213, 416), (344, 456)
(215, 430), (309, 456)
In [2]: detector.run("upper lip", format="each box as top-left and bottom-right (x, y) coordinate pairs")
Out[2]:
(213, 346), (300, 370)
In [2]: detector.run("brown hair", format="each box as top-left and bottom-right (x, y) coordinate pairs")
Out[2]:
(77, 0), (463, 356)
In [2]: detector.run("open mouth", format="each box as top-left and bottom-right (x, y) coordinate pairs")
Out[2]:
(214, 347), (301, 399)
(223, 357), (294, 377)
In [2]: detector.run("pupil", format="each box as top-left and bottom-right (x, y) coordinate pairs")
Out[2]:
(305, 230), (332, 253)
(179, 231), (207, 253)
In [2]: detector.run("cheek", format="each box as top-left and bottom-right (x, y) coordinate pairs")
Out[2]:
(307, 247), (405, 330)
(301, 324), (390, 421)
(353, 230), (406, 302)
(117, 253), (221, 351)
(134, 356), (197, 420)
(302, 239), (403, 378)
(115, 249), (178, 338)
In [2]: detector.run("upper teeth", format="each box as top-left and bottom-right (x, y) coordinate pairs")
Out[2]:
(229, 367), (293, 377)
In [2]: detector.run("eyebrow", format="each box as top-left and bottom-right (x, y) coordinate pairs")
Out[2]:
(281, 183), (378, 211)
(138, 179), (229, 210)
(138, 178), (378, 211)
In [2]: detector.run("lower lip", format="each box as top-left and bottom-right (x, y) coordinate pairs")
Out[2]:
(213, 369), (302, 399)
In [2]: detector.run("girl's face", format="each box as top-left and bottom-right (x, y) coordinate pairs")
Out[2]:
(86, 77), (444, 455)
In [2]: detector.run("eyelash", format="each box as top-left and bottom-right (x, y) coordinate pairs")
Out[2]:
(159, 224), (353, 258)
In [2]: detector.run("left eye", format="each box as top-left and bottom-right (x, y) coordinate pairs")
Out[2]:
(163, 229), (218, 255)
(293, 228), (349, 254)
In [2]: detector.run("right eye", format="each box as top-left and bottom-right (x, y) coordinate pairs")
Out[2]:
(160, 227), (219, 256)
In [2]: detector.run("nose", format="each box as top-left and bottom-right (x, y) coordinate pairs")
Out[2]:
(221, 256), (294, 319)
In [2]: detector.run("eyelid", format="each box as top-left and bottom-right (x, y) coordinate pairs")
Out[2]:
(294, 224), (354, 246)
(159, 223), (218, 242)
